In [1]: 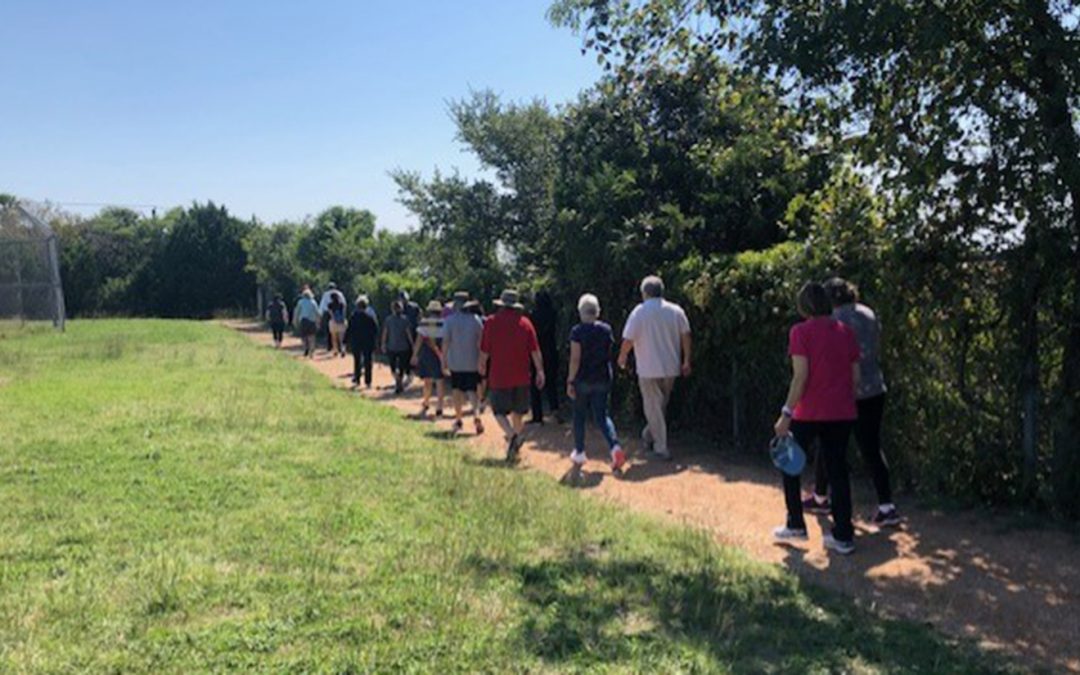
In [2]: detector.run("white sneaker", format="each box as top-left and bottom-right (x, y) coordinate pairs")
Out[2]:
(570, 450), (587, 465)
(823, 534), (855, 555)
(772, 526), (809, 543)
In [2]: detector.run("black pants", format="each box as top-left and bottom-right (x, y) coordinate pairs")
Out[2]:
(388, 350), (411, 382)
(813, 394), (892, 505)
(321, 312), (332, 350)
(353, 347), (374, 386)
(270, 322), (285, 343)
(783, 420), (854, 542)
(530, 348), (560, 421)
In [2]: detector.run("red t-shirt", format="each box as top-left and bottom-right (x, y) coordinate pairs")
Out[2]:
(481, 310), (539, 389)
(789, 317), (860, 421)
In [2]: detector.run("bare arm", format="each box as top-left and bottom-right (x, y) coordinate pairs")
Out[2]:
(617, 339), (634, 370)
(680, 331), (692, 376)
(566, 341), (582, 399)
(478, 351), (489, 376)
(531, 350), (546, 390)
(774, 355), (809, 437)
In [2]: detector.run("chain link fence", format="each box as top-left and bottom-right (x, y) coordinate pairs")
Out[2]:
(0, 204), (66, 330)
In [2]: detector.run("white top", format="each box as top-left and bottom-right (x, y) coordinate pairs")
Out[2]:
(318, 289), (346, 313)
(622, 298), (691, 378)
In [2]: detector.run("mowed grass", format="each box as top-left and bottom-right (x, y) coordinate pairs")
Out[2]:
(0, 320), (1001, 673)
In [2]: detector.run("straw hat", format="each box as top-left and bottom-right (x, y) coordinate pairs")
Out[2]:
(426, 300), (443, 313)
(492, 289), (524, 310)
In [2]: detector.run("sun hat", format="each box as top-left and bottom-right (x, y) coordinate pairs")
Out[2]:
(492, 289), (525, 310)
(426, 300), (443, 313)
(355, 294), (369, 306)
(769, 435), (806, 477)
(453, 290), (470, 302)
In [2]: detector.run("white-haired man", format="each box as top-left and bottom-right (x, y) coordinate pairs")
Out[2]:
(617, 275), (692, 460)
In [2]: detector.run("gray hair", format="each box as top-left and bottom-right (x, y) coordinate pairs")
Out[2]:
(640, 275), (664, 298)
(577, 293), (600, 322)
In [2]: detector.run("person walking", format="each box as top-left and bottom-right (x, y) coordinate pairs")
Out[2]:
(293, 287), (320, 358)
(345, 295), (379, 389)
(398, 290), (421, 385)
(466, 300), (489, 412)
(802, 277), (900, 527)
(382, 301), (414, 393)
(266, 293), (289, 348)
(617, 275), (692, 461)
(529, 290), (561, 424)
(566, 293), (626, 473)
(411, 300), (446, 418)
(773, 282), (861, 555)
(319, 282), (347, 353)
(480, 290), (545, 462)
(326, 291), (348, 358)
(442, 291), (485, 435)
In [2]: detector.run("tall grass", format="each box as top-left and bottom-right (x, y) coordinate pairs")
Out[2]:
(0, 320), (1004, 672)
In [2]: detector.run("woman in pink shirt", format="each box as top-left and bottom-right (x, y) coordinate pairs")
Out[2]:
(773, 282), (861, 554)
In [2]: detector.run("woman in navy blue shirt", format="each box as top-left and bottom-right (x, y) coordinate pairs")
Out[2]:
(566, 293), (626, 473)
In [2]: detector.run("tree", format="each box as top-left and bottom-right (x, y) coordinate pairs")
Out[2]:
(554, 0), (1080, 513)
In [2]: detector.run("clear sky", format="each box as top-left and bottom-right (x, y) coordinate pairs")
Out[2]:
(0, 1), (600, 230)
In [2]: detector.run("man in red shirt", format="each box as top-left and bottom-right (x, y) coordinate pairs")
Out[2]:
(479, 290), (546, 461)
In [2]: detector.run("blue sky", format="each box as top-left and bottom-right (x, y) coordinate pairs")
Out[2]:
(0, 1), (600, 230)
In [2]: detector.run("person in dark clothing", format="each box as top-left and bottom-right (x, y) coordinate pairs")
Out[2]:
(266, 293), (289, 347)
(529, 290), (561, 424)
(345, 295), (379, 389)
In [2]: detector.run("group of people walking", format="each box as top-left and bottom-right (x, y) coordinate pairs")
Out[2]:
(266, 273), (898, 556)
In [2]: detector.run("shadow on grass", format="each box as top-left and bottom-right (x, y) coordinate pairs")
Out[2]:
(465, 549), (1002, 673)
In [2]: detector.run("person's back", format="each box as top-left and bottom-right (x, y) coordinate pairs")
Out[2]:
(268, 299), (287, 324)
(623, 298), (689, 378)
(444, 310), (483, 373)
(482, 310), (538, 389)
(833, 302), (885, 400)
(294, 295), (318, 322)
(384, 313), (412, 353)
(571, 320), (614, 385)
(349, 309), (378, 350)
(789, 316), (859, 422)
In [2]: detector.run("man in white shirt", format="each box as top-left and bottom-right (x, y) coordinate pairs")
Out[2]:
(617, 275), (692, 460)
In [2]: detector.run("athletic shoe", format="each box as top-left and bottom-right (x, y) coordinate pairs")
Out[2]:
(871, 507), (902, 527)
(823, 534), (855, 555)
(570, 450), (587, 465)
(610, 445), (627, 472)
(435, 408), (444, 418)
(801, 495), (830, 515)
(474, 418), (485, 435)
(772, 526), (809, 543)
(451, 420), (464, 435)
(505, 434), (520, 463)
(646, 450), (672, 462)
(419, 405), (430, 420)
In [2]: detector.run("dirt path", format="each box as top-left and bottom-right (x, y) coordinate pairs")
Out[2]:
(232, 322), (1079, 673)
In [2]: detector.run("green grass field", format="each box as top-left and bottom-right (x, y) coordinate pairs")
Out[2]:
(0, 321), (1003, 673)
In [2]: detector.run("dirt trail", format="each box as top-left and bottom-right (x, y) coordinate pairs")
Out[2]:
(232, 322), (1079, 673)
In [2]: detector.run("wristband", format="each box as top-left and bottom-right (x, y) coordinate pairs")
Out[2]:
(781, 405), (794, 418)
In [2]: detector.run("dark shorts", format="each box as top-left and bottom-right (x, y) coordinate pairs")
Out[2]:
(489, 386), (530, 416)
(299, 318), (317, 336)
(388, 350), (411, 375)
(450, 371), (480, 392)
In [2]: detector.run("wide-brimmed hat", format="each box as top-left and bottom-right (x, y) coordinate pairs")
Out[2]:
(492, 289), (525, 310)
(453, 290), (470, 302)
(355, 294), (369, 306)
(426, 300), (443, 313)
(769, 435), (806, 477)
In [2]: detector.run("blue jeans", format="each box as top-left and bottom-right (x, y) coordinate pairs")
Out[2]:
(572, 381), (619, 454)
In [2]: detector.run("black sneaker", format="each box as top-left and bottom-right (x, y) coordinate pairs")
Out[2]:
(871, 507), (902, 527)
(505, 434), (520, 463)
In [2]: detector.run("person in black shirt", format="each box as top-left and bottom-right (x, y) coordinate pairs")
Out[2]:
(529, 290), (561, 424)
(265, 293), (289, 347)
(345, 296), (379, 389)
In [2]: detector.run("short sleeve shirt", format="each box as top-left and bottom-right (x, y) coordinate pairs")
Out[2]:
(443, 311), (484, 373)
(570, 321), (614, 385)
(788, 317), (860, 421)
(383, 314), (412, 352)
(622, 299), (691, 379)
(481, 310), (539, 389)
(833, 303), (887, 400)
